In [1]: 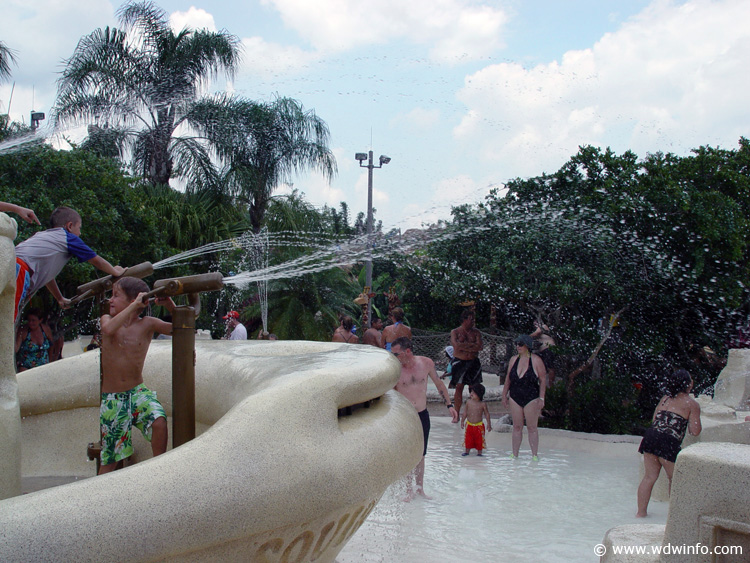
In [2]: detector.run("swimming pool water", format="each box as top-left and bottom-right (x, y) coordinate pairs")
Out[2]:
(338, 419), (668, 563)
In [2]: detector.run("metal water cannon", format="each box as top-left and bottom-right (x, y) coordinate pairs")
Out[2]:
(152, 272), (224, 297)
(151, 272), (225, 448)
(72, 261), (154, 306)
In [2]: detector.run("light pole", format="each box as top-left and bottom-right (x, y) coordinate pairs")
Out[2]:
(355, 150), (391, 327)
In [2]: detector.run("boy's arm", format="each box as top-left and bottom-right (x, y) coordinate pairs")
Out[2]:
(0, 202), (40, 224)
(45, 279), (71, 309)
(483, 403), (492, 431)
(101, 292), (148, 335)
(87, 255), (125, 277)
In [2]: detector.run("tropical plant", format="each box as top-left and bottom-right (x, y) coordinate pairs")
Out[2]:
(53, 0), (242, 188)
(195, 95), (337, 232)
(0, 40), (17, 83)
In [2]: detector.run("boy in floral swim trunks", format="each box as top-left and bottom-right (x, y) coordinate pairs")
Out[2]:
(99, 277), (175, 474)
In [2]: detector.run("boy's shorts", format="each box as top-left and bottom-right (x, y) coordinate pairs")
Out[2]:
(100, 383), (166, 466)
(14, 258), (32, 323)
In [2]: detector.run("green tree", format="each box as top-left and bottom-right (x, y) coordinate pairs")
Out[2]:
(0, 40), (17, 83)
(197, 96), (337, 232)
(417, 140), (750, 419)
(53, 0), (242, 187)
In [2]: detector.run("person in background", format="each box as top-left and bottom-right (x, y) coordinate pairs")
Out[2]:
(15, 307), (54, 371)
(362, 316), (383, 347)
(332, 315), (359, 343)
(449, 310), (483, 417)
(382, 307), (412, 351)
(223, 310), (247, 340)
(636, 369), (701, 517)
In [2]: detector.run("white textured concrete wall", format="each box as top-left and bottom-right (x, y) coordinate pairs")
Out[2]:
(0, 212), (20, 500)
(713, 348), (750, 410)
(2, 340), (423, 562)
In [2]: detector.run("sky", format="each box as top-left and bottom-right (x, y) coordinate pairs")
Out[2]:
(2, 0), (749, 231)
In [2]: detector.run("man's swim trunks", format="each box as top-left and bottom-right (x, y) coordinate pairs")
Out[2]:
(449, 357), (482, 388)
(418, 409), (430, 456)
(464, 421), (486, 452)
(100, 383), (166, 465)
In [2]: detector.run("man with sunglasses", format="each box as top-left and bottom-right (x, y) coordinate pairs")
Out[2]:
(391, 337), (458, 501)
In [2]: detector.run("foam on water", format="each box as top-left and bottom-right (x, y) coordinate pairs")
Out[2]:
(338, 419), (668, 563)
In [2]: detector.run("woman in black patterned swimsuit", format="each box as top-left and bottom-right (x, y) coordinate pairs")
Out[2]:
(636, 369), (702, 517)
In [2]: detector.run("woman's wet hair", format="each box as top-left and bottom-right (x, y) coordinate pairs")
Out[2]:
(341, 316), (354, 331)
(664, 369), (692, 397)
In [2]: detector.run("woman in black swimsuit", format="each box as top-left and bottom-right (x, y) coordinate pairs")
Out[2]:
(501, 334), (547, 460)
(636, 369), (701, 517)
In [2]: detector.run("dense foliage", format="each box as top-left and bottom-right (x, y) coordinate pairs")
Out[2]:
(406, 140), (750, 431)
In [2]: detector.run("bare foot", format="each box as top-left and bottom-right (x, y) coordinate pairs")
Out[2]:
(635, 512), (647, 518)
(416, 487), (432, 500)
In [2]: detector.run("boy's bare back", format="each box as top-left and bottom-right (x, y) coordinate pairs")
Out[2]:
(101, 286), (172, 393)
(464, 398), (486, 424)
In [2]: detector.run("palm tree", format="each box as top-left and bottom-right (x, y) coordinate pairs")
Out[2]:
(53, 0), (242, 187)
(193, 95), (337, 232)
(0, 41), (17, 83)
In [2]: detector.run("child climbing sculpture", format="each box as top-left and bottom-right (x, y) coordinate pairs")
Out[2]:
(14, 206), (124, 322)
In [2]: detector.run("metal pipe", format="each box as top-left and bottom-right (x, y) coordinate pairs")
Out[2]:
(153, 272), (223, 296)
(172, 305), (196, 448)
(75, 261), (154, 298)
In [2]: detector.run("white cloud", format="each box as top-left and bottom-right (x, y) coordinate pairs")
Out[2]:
(240, 36), (320, 79)
(0, 0), (114, 122)
(170, 7), (218, 33)
(391, 107), (441, 132)
(453, 0), (750, 178)
(260, 0), (508, 62)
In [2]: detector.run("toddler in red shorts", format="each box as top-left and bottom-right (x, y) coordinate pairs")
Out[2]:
(461, 383), (492, 456)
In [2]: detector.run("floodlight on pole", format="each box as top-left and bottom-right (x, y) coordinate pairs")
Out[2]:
(355, 149), (391, 327)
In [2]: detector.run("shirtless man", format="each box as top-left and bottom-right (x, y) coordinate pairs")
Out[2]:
(99, 277), (175, 474)
(332, 315), (359, 344)
(382, 307), (412, 351)
(449, 310), (483, 418)
(362, 316), (383, 347)
(391, 336), (458, 501)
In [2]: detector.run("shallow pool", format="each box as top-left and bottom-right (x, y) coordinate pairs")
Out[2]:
(338, 419), (668, 563)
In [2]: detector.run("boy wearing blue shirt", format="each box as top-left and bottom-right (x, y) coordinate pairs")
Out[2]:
(14, 206), (124, 322)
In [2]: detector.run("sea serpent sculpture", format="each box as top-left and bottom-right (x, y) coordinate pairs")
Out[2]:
(0, 212), (21, 500)
(0, 215), (423, 561)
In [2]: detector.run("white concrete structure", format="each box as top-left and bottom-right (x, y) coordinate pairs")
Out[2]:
(603, 353), (750, 562)
(2, 321), (422, 560)
(0, 212), (21, 500)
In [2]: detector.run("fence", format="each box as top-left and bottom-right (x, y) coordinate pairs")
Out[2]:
(411, 328), (517, 375)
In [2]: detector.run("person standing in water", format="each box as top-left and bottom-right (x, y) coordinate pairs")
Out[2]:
(382, 307), (412, 351)
(332, 315), (359, 343)
(449, 310), (483, 417)
(502, 334), (547, 460)
(391, 336), (458, 501)
(636, 369), (701, 517)
(461, 383), (492, 456)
